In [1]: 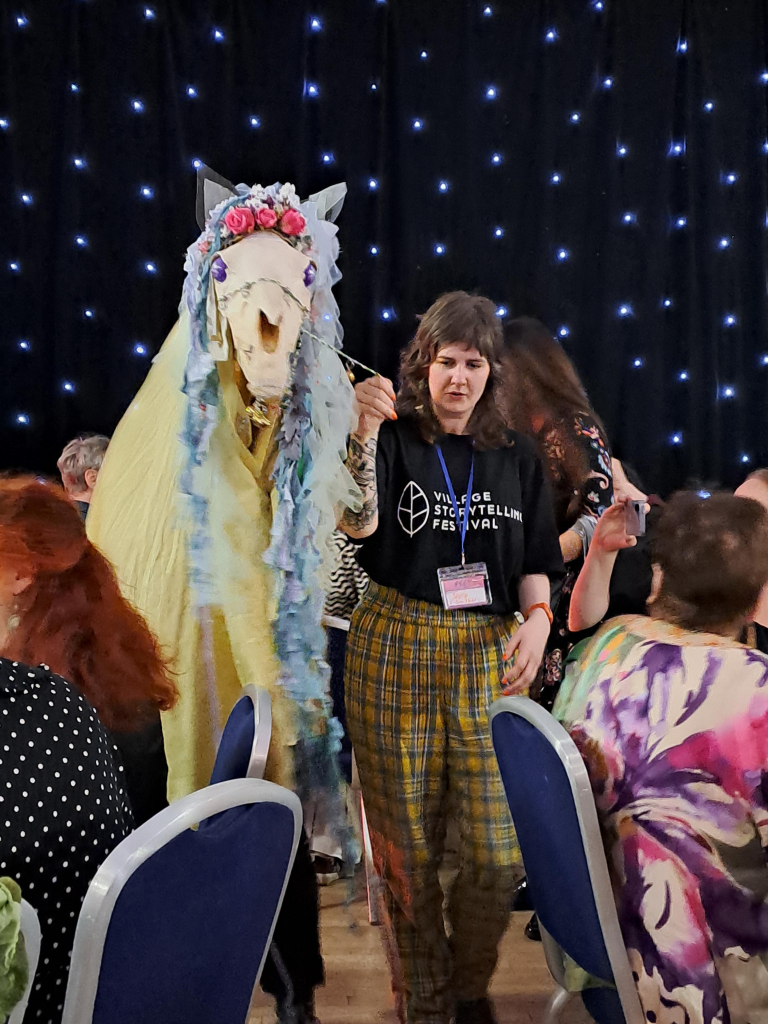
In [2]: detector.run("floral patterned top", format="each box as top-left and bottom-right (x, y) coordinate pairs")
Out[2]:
(555, 615), (768, 1024)
(539, 412), (613, 531)
(537, 412), (613, 707)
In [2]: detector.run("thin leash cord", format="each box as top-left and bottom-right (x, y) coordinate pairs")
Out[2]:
(301, 328), (380, 379)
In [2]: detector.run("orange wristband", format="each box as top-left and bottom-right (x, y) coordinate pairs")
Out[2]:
(525, 602), (553, 626)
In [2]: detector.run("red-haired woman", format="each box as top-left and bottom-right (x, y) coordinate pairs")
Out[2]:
(0, 476), (178, 823)
(0, 477), (323, 1024)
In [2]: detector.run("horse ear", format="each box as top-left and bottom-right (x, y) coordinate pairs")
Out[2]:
(196, 164), (238, 230)
(308, 182), (347, 223)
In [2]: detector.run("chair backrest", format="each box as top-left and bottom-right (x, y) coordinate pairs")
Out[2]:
(61, 778), (300, 1024)
(490, 697), (643, 1024)
(209, 684), (272, 784)
(7, 899), (41, 1024)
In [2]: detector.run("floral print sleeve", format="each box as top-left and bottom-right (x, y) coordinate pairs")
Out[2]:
(574, 413), (613, 517)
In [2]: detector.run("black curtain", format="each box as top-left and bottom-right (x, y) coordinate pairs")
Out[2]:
(2, 0), (767, 493)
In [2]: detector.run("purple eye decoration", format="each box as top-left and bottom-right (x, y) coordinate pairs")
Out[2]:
(303, 263), (316, 287)
(211, 256), (227, 283)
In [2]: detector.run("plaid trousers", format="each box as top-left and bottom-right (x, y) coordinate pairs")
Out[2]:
(346, 583), (522, 1024)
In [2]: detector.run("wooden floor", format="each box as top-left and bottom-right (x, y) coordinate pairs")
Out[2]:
(249, 879), (592, 1024)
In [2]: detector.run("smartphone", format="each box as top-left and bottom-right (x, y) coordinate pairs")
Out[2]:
(625, 499), (646, 537)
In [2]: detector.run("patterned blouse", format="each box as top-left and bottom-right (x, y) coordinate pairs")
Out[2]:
(537, 412), (613, 706)
(323, 530), (369, 626)
(0, 662), (133, 1024)
(539, 412), (613, 530)
(555, 615), (768, 1024)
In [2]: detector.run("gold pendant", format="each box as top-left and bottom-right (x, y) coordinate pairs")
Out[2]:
(246, 400), (271, 429)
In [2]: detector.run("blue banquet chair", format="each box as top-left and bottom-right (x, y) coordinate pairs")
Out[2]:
(60, 777), (301, 1024)
(209, 683), (272, 784)
(489, 696), (644, 1024)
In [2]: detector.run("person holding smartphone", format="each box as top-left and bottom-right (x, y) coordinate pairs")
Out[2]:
(567, 459), (658, 636)
(341, 292), (563, 1024)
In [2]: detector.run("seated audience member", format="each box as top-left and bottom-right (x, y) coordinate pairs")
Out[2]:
(0, 477), (324, 1024)
(568, 459), (660, 635)
(0, 659), (133, 1024)
(556, 492), (768, 1024)
(57, 433), (109, 519)
(735, 469), (768, 652)
(0, 476), (177, 824)
(569, 466), (768, 654)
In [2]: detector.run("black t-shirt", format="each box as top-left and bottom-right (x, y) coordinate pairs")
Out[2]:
(357, 417), (564, 616)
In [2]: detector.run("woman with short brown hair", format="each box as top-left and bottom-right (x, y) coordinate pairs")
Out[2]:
(342, 291), (564, 1024)
(556, 492), (768, 1024)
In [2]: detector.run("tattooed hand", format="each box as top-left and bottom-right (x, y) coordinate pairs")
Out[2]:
(354, 375), (397, 440)
(341, 376), (396, 538)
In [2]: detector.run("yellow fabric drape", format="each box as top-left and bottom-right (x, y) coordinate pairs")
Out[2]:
(87, 314), (295, 801)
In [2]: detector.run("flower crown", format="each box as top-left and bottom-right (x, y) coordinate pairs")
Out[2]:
(196, 182), (314, 267)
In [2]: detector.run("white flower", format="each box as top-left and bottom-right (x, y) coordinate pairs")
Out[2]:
(277, 182), (301, 209)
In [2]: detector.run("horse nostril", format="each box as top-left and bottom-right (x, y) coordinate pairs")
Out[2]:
(259, 311), (280, 353)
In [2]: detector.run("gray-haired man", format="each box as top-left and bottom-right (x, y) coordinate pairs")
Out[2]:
(57, 434), (110, 519)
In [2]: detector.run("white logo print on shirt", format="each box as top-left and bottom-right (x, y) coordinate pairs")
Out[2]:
(397, 481), (523, 536)
(430, 490), (523, 532)
(397, 482), (431, 536)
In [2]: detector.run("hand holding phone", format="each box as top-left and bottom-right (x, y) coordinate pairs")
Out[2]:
(625, 499), (647, 537)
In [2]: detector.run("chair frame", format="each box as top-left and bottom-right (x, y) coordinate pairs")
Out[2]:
(8, 898), (41, 1024)
(61, 778), (301, 1024)
(490, 696), (644, 1024)
(239, 683), (273, 780)
(350, 750), (381, 926)
(359, 790), (381, 925)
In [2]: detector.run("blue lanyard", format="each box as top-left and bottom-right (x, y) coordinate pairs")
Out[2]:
(435, 444), (474, 567)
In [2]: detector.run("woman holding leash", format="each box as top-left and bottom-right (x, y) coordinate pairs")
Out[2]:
(341, 291), (563, 1024)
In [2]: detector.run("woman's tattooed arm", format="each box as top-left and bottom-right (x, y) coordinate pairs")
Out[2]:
(341, 434), (380, 538)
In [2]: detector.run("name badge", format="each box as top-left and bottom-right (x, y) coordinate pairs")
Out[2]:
(437, 562), (492, 610)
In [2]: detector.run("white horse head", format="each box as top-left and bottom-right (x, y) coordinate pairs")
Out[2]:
(196, 166), (344, 403)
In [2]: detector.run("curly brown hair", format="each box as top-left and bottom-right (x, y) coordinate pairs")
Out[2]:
(396, 291), (510, 449)
(651, 491), (768, 634)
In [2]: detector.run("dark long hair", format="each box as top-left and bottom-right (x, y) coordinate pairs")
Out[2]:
(502, 317), (607, 518)
(396, 291), (509, 449)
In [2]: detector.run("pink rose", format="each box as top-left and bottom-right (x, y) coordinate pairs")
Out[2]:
(256, 206), (278, 230)
(223, 205), (256, 236)
(197, 237), (211, 254)
(280, 209), (306, 236)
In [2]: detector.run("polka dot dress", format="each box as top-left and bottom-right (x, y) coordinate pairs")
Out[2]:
(0, 658), (133, 1023)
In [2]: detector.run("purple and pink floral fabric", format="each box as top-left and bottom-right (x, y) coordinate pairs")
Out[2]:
(556, 615), (768, 1024)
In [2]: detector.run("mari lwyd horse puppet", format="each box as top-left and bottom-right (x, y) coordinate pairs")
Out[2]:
(87, 168), (360, 814)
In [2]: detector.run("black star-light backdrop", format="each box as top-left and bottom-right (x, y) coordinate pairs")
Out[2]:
(2, 0), (768, 492)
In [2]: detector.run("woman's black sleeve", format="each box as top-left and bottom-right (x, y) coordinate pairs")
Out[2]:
(575, 415), (613, 516)
(519, 440), (566, 579)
